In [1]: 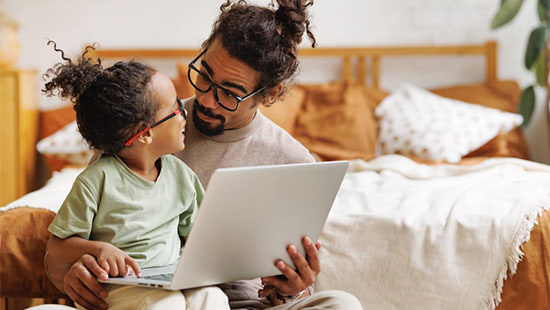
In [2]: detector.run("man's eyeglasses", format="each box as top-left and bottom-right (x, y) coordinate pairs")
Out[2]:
(187, 49), (265, 112)
(124, 98), (187, 147)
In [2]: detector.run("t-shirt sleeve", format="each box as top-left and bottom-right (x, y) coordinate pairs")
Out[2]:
(178, 172), (204, 237)
(48, 177), (98, 240)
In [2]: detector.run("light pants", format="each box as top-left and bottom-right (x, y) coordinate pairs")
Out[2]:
(75, 286), (230, 310)
(76, 287), (362, 310)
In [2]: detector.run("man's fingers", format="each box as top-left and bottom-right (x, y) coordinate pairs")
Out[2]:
(65, 276), (107, 310)
(258, 284), (274, 298)
(126, 257), (141, 277)
(72, 262), (108, 300)
(92, 259), (110, 280)
(65, 285), (99, 310)
(303, 237), (321, 276)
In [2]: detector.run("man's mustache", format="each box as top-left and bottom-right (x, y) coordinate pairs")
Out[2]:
(194, 100), (225, 122)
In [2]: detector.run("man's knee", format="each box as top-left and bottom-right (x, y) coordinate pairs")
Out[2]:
(312, 290), (363, 310)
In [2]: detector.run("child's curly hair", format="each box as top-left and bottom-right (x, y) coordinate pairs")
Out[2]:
(42, 41), (158, 154)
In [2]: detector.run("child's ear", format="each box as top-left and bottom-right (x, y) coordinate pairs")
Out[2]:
(135, 122), (153, 145)
(137, 130), (154, 145)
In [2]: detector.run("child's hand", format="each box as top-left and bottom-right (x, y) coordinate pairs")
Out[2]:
(94, 242), (141, 278)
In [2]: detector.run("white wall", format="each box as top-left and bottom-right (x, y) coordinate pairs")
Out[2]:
(4, 0), (548, 163)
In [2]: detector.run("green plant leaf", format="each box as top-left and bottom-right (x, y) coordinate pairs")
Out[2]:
(518, 86), (536, 128)
(525, 26), (546, 69)
(534, 48), (547, 86)
(538, 1), (547, 22)
(491, 0), (525, 29)
(541, 0), (550, 9)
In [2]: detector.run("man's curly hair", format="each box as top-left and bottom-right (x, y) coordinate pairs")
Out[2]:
(42, 41), (157, 154)
(203, 0), (316, 105)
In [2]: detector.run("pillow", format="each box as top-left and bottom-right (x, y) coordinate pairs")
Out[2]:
(293, 82), (379, 161)
(36, 120), (93, 166)
(172, 62), (196, 99)
(259, 86), (306, 134)
(375, 84), (523, 163)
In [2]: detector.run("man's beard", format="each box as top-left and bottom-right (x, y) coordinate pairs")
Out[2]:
(192, 100), (226, 137)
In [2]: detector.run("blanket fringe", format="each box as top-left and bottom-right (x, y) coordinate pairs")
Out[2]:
(484, 200), (550, 310)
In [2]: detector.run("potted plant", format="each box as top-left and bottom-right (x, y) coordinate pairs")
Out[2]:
(491, 0), (549, 128)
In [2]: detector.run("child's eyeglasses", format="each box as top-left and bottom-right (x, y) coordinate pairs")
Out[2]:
(124, 98), (187, 147)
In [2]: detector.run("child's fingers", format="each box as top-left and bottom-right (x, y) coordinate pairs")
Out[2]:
(125, 256), (141, 277)
(107, 258), (119, 277)
(116, 257), (127, 277)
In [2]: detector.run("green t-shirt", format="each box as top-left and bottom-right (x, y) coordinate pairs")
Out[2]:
(48, 154), (204, 268)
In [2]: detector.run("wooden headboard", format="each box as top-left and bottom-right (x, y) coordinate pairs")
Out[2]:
(88, 41), (497, 88)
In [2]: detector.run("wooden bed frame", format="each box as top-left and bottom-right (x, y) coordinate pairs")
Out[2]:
(89, 40), (498, 88)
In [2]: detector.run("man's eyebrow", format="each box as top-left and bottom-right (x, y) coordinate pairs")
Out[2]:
(222, 81), (248, 95)
(201, 60), (248, 94)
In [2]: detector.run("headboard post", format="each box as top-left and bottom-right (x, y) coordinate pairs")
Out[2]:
(486, 41), (498, 82)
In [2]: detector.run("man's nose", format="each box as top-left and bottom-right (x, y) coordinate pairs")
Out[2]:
(197, 89), (219, 109)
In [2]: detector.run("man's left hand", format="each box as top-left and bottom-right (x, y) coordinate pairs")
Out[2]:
(258, 236), (321, 301)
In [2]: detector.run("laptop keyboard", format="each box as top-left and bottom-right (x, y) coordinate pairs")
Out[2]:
(142, 273), (174, 282)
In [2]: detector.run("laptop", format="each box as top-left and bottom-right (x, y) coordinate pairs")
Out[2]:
(99, 161), (349, 290)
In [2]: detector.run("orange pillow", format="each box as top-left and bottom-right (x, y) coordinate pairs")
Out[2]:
(39, 105), (77, 172)
(172, 62), (196, 99)
(293, 82), (379, 161)
(259, 86), (306, 133)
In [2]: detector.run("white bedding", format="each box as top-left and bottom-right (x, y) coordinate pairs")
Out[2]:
(4, 156), (550, 310)
(2, 167), (83, 212)
(315, 155), (550, 310)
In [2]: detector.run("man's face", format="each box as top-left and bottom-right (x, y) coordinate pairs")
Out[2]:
(191, 37), (262, 136)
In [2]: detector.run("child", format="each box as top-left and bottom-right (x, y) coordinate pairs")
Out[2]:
(43, 42), (229, 310)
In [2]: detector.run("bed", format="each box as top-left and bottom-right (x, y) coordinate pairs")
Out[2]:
(1, 41), (548, 310)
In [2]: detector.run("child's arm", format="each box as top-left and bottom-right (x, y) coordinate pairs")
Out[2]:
(48, 235), (141, 277)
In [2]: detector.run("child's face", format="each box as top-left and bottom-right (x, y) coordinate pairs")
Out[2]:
(150, 72), (187, 155)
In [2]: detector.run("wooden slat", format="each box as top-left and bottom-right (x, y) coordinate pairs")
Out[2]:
(84, 41), (498, 85)
(371, 56), (381, 88)
(357, 56), (366, 85)
(486, 41), (498, 82)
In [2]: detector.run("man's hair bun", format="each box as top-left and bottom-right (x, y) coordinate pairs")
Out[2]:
(275, 0), (316, 48)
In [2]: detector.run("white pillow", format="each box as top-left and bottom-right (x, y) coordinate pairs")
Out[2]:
(36, 120), (93, 165)
(375, 84), (523, 163)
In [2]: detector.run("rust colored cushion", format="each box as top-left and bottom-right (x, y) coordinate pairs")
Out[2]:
(172, 62), (196, 100)
(259, 86), (306, 134)
(39, 105), (77, 172)
(0, 207), (66, 298)
(293, 82), (379, 161)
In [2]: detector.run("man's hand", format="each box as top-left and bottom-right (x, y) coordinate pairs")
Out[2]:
(94, 242), (141, 278)
(259, 236), (321, 302)
(64, 254), (109, 310)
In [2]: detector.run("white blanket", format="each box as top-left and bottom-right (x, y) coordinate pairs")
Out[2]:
(2, 167), (83, 212)
(315, 155), (550, 309)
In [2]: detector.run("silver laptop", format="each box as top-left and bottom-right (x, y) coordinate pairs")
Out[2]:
(99, 161), (349, 290)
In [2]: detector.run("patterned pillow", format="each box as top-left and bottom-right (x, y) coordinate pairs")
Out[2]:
(36, 120), (93, 165)
(375, 84), (523, 163)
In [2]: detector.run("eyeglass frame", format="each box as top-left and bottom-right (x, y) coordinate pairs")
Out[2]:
(124, 98), (187, 147)
(187, 49), (266, 112)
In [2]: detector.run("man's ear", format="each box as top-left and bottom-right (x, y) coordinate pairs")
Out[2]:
(264, 83), (283, 107)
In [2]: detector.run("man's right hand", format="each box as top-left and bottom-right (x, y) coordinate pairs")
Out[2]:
(64, 254), (109, 310)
